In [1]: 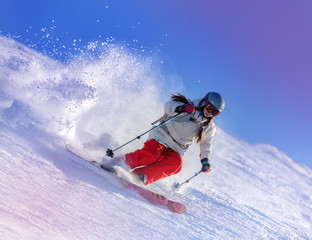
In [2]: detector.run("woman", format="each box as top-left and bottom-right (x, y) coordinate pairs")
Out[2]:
(106, 92), (225, 185)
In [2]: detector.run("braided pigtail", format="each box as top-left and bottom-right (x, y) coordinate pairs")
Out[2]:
(196, 117), (212, 143)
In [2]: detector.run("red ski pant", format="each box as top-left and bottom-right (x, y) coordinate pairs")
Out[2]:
(125, 139), (183, 185)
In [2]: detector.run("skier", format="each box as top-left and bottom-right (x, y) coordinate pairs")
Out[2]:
(104, 92), (225, 185)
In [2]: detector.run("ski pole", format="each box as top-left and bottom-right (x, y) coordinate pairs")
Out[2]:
(106, 112), (182, 158)
(174, 170), (203, 190)
(151, 114), (168, 125)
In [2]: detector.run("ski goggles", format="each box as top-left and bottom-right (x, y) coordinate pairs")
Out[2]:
(205, 103), (220, 117)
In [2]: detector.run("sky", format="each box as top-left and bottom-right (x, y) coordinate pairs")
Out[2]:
(0, 0), (311, 169)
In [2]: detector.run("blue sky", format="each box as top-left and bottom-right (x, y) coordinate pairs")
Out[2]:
(1, 0), (311, 169)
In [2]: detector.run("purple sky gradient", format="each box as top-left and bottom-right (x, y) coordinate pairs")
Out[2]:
(0, 0), (311, 168)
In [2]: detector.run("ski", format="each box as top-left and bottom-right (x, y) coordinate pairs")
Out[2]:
(65, 145), (186, 214)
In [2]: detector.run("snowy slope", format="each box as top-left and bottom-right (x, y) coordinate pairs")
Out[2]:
(0, 36), (311, 240)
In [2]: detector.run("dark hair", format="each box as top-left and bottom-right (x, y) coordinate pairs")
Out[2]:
(171, 93), (213, 144)
(171, 93), (189, 104)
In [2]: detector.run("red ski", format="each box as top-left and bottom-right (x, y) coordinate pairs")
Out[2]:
(65, 146), (186, 214)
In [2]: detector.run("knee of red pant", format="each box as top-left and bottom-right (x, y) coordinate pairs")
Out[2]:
(125, 140), (163, 168)
(142, 139), (164, 158)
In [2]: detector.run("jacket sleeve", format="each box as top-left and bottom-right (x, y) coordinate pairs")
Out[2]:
(199, 122), (216, 160)
(164, 100), (184, 115)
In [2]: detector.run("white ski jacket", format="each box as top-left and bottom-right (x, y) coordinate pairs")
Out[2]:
(148, 99), (216, 160)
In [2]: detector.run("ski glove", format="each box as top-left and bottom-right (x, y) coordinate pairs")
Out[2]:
(175, 104), (195, 114)
(201, 158), (211, 172)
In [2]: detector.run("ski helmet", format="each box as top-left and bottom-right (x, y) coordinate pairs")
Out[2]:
(205, 92), (225, 112)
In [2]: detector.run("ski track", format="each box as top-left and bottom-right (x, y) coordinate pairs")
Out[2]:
(0, 36), (311, 239)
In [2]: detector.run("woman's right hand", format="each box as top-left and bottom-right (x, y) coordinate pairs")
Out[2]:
(201, 158), (211, 172)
